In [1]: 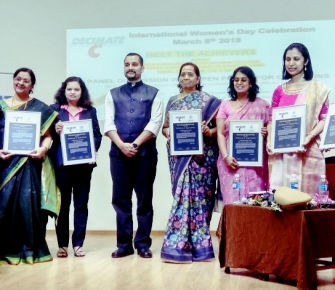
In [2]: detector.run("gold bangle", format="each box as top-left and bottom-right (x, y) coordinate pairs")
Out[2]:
(223, 154), (229, 160)
(41, 146), (48, 152)
(307, 133), (315, 138)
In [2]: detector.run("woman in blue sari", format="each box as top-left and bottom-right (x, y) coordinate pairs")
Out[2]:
(0, 68), (58, 265)
(161, 63), (221, 263)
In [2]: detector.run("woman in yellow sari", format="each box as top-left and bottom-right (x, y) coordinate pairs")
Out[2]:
(0, 68), (58, 265)
(267, 43), (330, 195)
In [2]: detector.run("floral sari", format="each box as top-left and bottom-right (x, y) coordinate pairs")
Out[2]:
(161, 91), (221, 263)
(0, 98), (58, 265)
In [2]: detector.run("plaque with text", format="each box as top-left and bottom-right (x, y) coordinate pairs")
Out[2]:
(169, 109), (203, 155)
(320, 103), (335, 150)
(4, 110), (41, 154)
(229, 120), (263, 166)
(60, 119), (95, 165)
(271, 104), (306, 153)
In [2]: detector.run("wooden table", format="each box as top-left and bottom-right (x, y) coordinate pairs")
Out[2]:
(217, 205), (335, 290)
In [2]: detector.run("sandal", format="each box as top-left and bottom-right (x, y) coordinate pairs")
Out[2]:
(57, 247), (68, 258)
(74, 246), (86, 257)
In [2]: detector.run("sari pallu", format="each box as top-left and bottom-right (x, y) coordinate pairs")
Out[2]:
(269, 80), (330, 195)
(0, 98), (58, 265)
(161, 91), (221, 263)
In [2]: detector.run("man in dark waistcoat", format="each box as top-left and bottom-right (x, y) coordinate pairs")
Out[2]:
(104, 52), (163, 258)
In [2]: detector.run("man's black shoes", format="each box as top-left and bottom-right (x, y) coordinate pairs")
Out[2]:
(111, 248), (134, 258)
(137, 247), (152, 258)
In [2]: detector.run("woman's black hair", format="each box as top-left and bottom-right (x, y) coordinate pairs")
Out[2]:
(13, 67), (36, 94)
(177, 62), (203, 92)
(228, 66), (259, 101)
(54, 76), (92, 108)
(282, 43), (313, 81)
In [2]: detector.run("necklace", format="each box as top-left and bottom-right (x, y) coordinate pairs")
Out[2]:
(236, 98), (248, 106)
(178, 91), (190, 99)
(284, 81), (310, 94)
(178, 90), (198, 100)
(11, 96), (31, 110)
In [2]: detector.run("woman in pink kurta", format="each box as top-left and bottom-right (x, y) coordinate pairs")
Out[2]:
(267, 43), (330, 195)
(217, 66), (270, 206)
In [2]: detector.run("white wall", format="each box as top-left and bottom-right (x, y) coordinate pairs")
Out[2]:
(1, 0), (334, 231)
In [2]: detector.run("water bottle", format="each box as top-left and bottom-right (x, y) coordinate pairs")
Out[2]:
(289, 174), (299, 190)
(232, 174), (241, 202)
(318, 175), (329, 203)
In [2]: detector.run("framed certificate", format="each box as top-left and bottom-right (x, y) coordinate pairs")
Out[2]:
(271, 104), (306, 153)
(60, 119), (95, 165)
(169, 109), (203, 155)
(3, 110), (41, 154)
(229, 120), (263, 166)
(320, 103), (335, 150)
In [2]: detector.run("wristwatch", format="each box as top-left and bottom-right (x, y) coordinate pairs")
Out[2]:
(132, 143), (138, 149)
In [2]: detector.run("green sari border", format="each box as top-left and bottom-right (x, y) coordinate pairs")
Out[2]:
(0, 98), (58, 191)
(41, 110), (58, 136)
(0, 99), (58, 136)
(0, 156), (28, 190)
(0, 254), (53, 265)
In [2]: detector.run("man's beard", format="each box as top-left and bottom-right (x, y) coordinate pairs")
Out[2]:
(126, 75), (136, 81)
(125, 71), (138, 81)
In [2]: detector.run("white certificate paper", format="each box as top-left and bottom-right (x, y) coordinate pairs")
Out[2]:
(60, 119), (95, 165)
(320, 103), (335, 150)
(271, 105), (306, 153)
(229, 120), (263, 166)
(4, 110), (41, 154)
(169, 109), (203, 155)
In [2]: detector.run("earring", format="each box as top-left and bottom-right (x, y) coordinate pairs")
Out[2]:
(304, 65), (307, 71)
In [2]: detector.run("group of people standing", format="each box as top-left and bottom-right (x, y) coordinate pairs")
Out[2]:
(0, 69), (102, 263)
(0, 42), (331, 266)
